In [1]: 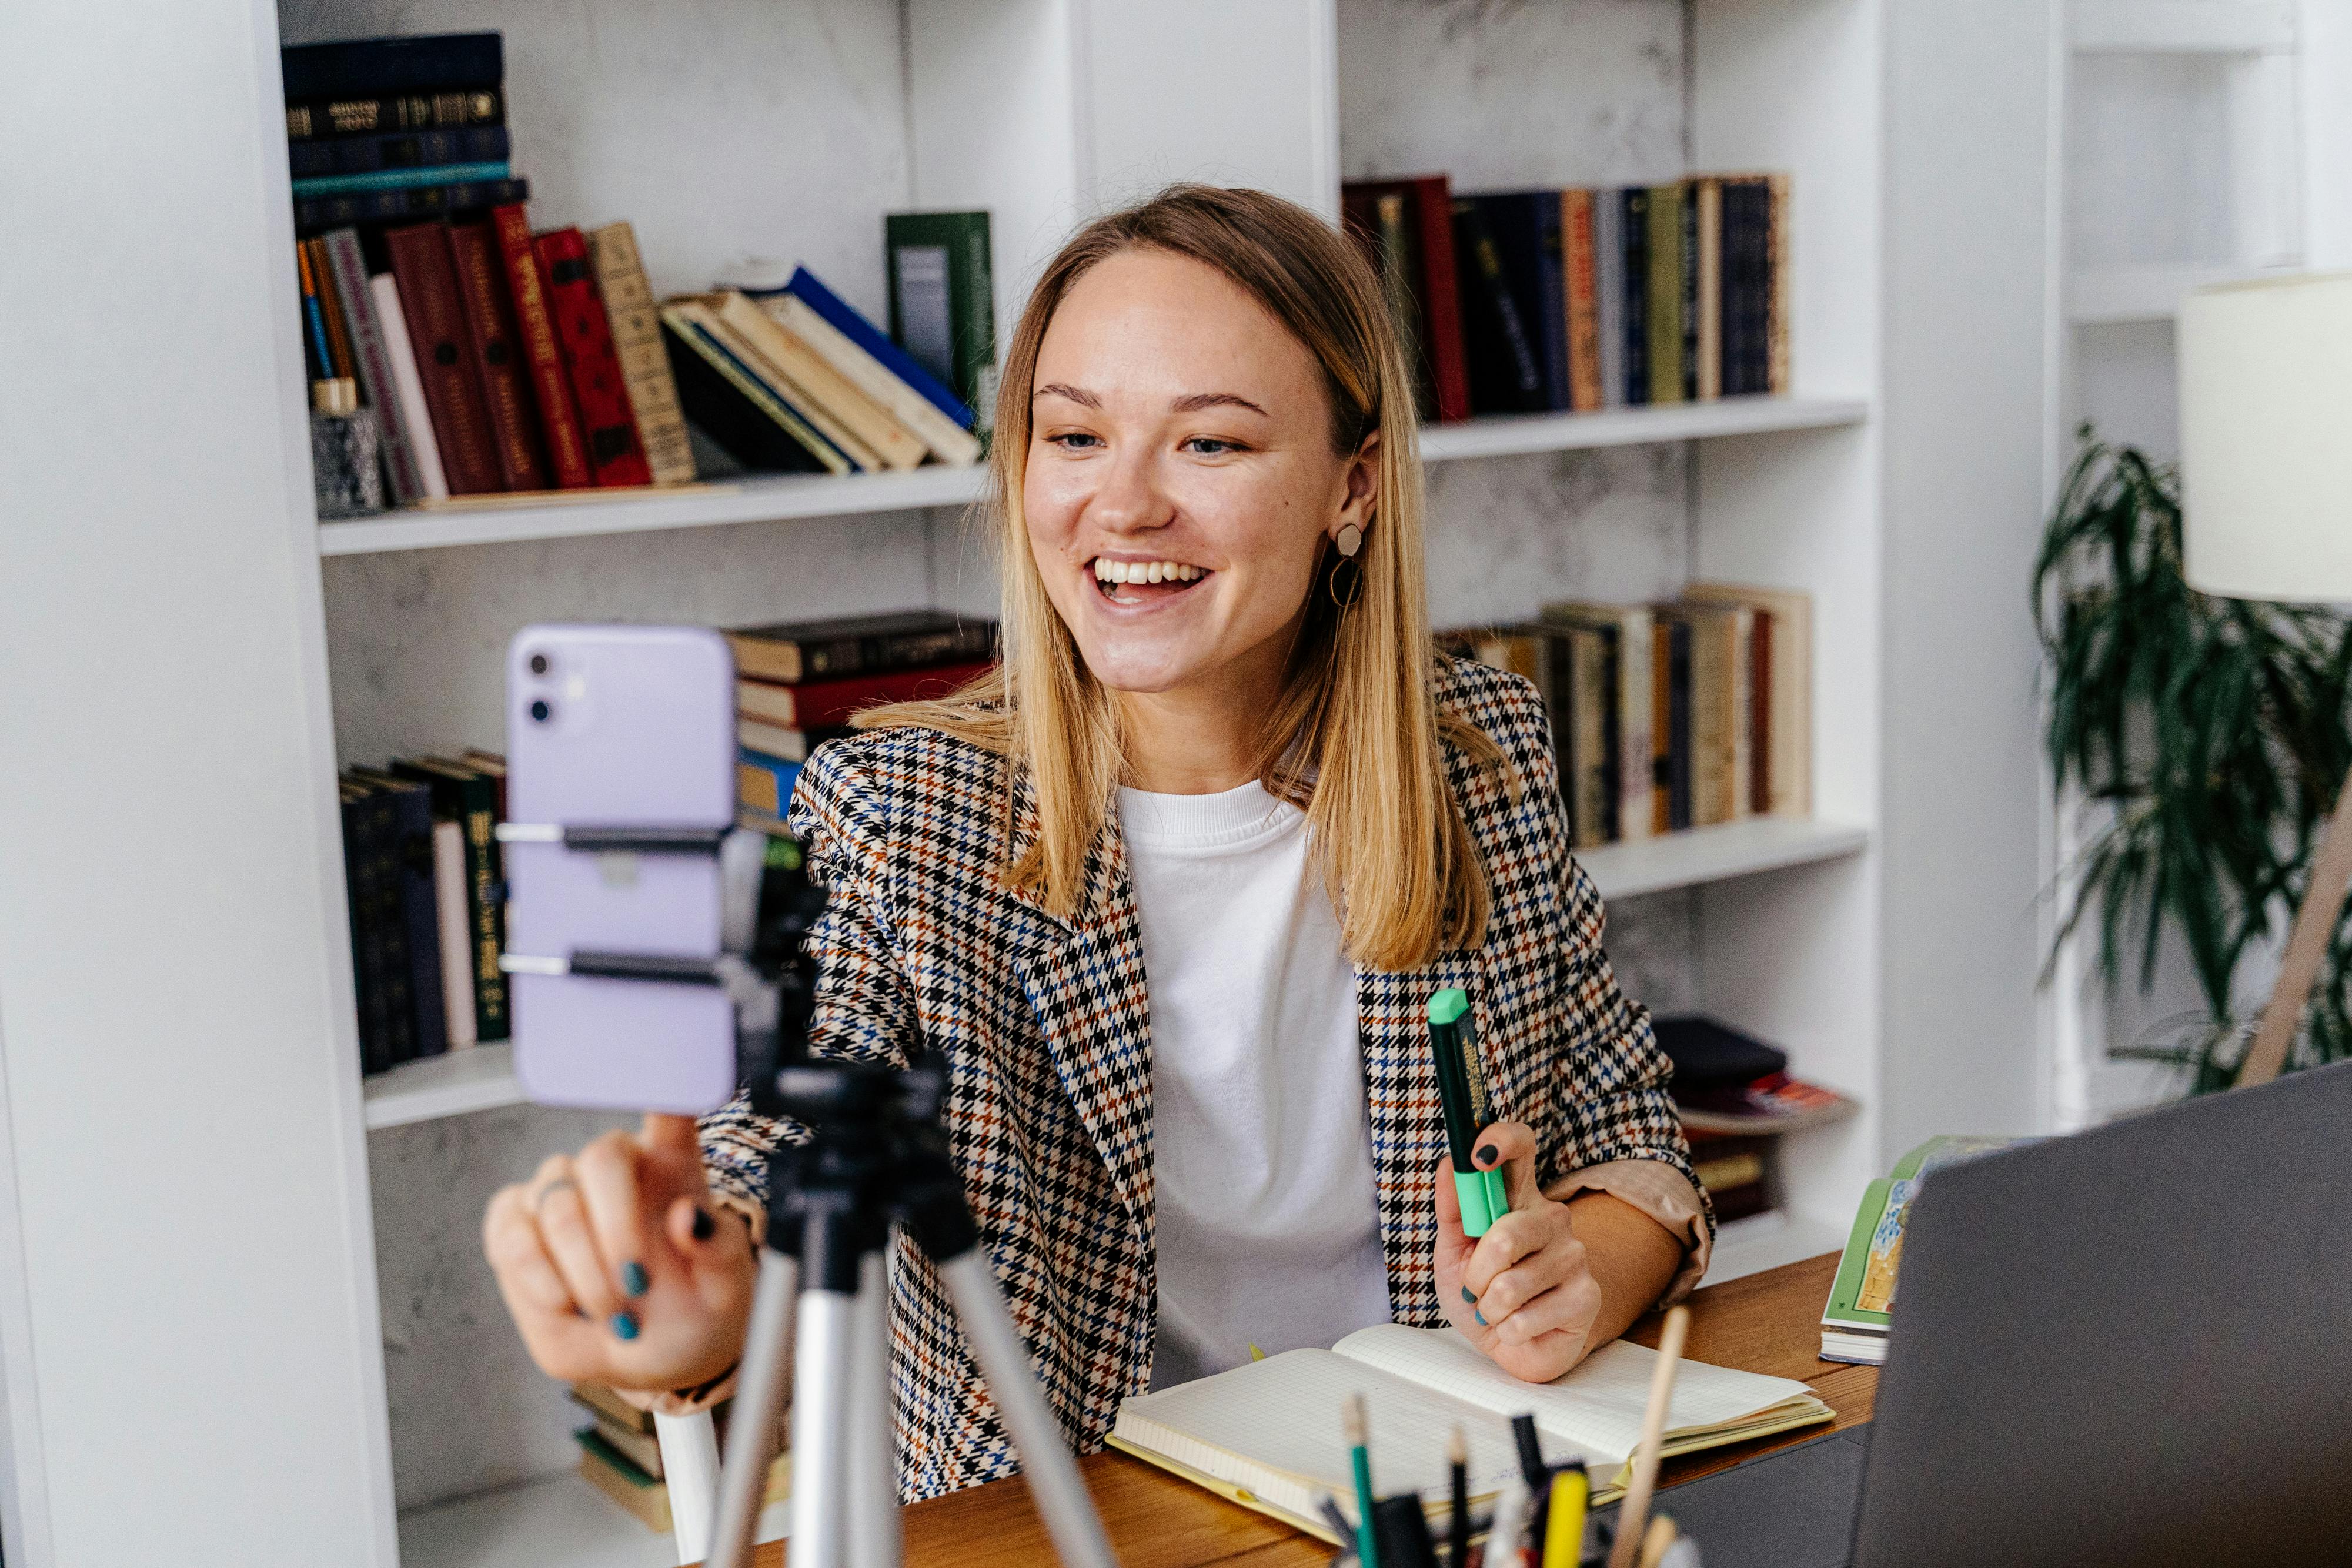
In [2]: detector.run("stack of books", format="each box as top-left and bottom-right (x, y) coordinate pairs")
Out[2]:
(570, 1382), (791, 1533)
(285, 32), (523, 232)
(1441, 583), (1812, 851)
(726, 610), (998, 833)
(338, 752), (507, 1075)
(1818, 1136), (2032, 1365)
(1652, 1014), (1855, 1233)
(1341, 175), (1791, 423)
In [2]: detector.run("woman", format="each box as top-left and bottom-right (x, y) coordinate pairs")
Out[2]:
(484, 183), (1712, 1500)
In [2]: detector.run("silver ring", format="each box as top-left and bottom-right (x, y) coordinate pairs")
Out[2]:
(534, 1176), (579, 1214)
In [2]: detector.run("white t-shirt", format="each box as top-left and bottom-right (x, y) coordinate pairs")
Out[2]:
(1120, 780), (1394, 1390)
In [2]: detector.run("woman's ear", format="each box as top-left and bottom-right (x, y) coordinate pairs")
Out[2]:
(1337, 432), (1381, 539)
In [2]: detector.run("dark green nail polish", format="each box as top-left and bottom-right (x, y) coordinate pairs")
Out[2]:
(1462, 1286), (1476, 1305)
(1474, 1309), (1487, 1326)
(621, 1261), (649, 1297)
(1476, 1144), (1499, 1167)
(611, 1311), (639, 1341)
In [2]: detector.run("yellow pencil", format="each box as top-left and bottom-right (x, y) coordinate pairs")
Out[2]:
(1541, 1466), (1589, 1568)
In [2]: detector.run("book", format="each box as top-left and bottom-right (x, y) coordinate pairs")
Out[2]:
(737, 718), (813, 761)
(338, 781), (397, 1074)
(320, 229), (429, 503)
(1546, 622), (1616, 849)
(1373, 193), (1424, 414)
(368, 274), (450, 499)
(1693, 176), (1723, 402)
(385, 221), (502, 493)
(446, 218), (548, 491)
(574, 1426), (790, 1534)
(1682, 583), (1811, 816)
(762, 292), (980, 466)
(280, 32), (503, 103)
(1471, 191), (1569, 412)
(569, 1382), (654, 1436)
(783, 265), (975, 435)
(1107, 1324), (1830, 1541)
(1451, 197), (1545, 416)
(587, 222), (697, 486)
(1820, 1136), (2031, 1363)
(430, 818), (476, 1049)
(1340, 176), (1471, 423)
(534, 228), (652, 487)
(1561, 188), (1603, 412)
(491, 204), (593, 489)
(293, 175), (528, 233)
(286, 86), (503, 142)
(1654, 611), (1692, 833)
(1655, 602), (1746, 827)
(289, 125), (509, 178)
(734, 659), (993, 731)
(1593, 190), (1625, 410)
(738, 749), (803, 821)
(1766, 172), (1793, 394)
(702, 290), (893, 471)
(1685, 1131), (1772, 1223)
(1678, 179), (1701, 404)
(580, 1410), (664, 1478)
(1618, 188), (1651, 405)
(724, 610), (998, 685)
(305, 239), (356, 378)
(1645, 183), (1685, 405)
(390, 757), (507, 1042)
(660, 303), (845, 474)
(347, 769), (450, 1061)
(885, 210), (997, 439)
(290, 159), (511, 198)
(1545, 602), (1653, 844)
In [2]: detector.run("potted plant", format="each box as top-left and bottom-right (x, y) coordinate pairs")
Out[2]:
(2034, 428), (2352, 1089)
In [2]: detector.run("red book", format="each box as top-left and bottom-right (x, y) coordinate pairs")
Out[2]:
(385, 221), (503, 494)
(492, 205), (593, 489)
(736, 660), (994, 730)
(532, 226), (651, 487)
(446, 219), (549, 491)
(1341, 176), (1470, 424)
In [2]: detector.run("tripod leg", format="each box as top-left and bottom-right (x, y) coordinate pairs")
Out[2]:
(704, 1249), (799, 1568)
(848, 1247), (903, 1568)
(937, 1251), (1120, 1568)
(789, 1283), (859, 1568)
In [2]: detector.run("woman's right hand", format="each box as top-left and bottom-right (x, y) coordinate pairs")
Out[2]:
(483, 1112), (758, 1399)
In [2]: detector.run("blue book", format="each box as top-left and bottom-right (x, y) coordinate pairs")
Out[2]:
(290, 160), (510, 197)
(289, 125), (509, 178)
(282, 32), (503, 102)
(784, 266), (975, 433)
(737, 749), (804, 823)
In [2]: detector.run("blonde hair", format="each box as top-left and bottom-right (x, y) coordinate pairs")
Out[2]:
(862, 183), (1499, 970)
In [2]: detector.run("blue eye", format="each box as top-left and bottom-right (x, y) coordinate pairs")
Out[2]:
(1184, 437), (1244, 455)
(1047, 432), (1102, 450)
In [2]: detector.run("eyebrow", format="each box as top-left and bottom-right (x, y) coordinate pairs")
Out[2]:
(1033, 383), (1269, 418)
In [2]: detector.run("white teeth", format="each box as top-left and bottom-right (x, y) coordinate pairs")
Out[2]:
(1091, 559), (1202, 586)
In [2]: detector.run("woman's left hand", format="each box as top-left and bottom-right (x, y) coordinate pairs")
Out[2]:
(1430, 1120), (1605, 1383)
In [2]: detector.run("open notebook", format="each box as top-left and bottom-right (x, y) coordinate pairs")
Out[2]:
(1107, 1324), (1830, 1543)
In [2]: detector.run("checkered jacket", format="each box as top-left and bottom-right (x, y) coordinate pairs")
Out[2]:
(698, 653), (1703, 1500)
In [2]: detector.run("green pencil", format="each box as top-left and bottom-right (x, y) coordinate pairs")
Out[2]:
(1345, 1392), (1382, 1568)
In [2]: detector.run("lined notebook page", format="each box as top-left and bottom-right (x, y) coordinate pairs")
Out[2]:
(1332, 1325), (1818, 1467)
(1112, 1348), (1525, 1515)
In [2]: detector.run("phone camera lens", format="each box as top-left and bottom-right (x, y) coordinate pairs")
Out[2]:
(529, 699), (553, 723)
(526, 651), (550, 676)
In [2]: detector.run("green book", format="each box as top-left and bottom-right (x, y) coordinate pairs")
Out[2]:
(886, 210), (998, 442)
(1646, 182), (1685, 405)
(1820, 1136), (2032, 1352)
(389, 756), (509, 1043)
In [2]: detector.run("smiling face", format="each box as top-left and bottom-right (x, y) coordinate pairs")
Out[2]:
(1022, 248), (1377, 704)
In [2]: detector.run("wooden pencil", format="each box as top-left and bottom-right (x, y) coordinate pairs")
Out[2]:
(1606, 1305), (1690, 1568)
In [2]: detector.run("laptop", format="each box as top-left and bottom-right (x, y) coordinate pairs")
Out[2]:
(1597, 1057), (2352, 1567)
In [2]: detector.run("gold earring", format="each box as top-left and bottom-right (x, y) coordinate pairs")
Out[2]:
(1327, 549), (1363, 611)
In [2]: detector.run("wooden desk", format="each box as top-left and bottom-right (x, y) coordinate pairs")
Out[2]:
(736, 1252), (1869, 1567)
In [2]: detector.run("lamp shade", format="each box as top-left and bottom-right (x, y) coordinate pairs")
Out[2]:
(2177, 271), (2352, 602)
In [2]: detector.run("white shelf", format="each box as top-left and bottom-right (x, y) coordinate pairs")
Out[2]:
(399, 1469), (787, 1568)
(2069, 0), (2296, 55)
(2065, 263), (2283, 325)
(1578, 818), (1870, 902)
(1701, 1211), (1848, 1288)
(363, 1044), (526, 1130)
(315, 396), (1870, 557)
(1415, 394), (1869, 463)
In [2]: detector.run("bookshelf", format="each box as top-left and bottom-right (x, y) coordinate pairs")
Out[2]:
(17, 0), (2065, 1561)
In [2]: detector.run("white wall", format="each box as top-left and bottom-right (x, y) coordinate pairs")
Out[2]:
(1877, 0), (2055, 1149)
(0, 0), (395, 1562)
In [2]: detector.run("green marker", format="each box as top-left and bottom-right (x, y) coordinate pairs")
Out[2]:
(1428, 988), (1508, 1236)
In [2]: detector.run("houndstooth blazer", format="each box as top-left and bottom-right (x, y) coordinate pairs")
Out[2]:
(697, 652), (1708, 1501)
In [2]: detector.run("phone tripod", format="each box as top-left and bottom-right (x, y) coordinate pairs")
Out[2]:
(700, 891), (1118, 1568)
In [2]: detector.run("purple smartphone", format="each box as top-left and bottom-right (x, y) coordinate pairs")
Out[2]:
(505, 624), (740, 1114)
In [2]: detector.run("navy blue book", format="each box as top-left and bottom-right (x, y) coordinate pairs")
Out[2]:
(1466, 192), (1571, 413)
(289, 125), (509, 178)
(282, 32), (503, 103)
(1449, 198), (1546, 416)
(783, 266), (976, 433)
(293, 175), (527, 234)
(352, 773), (450, 1061)
(1619, 188), (1651, 406)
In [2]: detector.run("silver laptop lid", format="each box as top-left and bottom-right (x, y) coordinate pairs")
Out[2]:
(1853, 1058), (2352, 1567)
